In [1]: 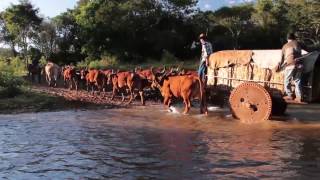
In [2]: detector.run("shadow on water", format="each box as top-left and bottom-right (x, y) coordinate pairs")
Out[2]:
(0, 104), (320, 179)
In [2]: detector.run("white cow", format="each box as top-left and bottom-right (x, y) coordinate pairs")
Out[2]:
(45, 62), (61, 87)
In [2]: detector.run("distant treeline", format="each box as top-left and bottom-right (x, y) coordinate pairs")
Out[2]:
(0, 0), (319, 66)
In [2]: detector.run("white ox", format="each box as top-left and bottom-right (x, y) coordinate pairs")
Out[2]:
(45, 62), (61, 87)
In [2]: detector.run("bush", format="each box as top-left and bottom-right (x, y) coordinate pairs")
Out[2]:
(0, 56), (26, 98)
(39, 56), (47, 66)
(88, 60), (101, 69)
(161, 50), (179, 64)
(77, 59), (90, 69)
(0, 72), (24, 98)
(100, 53), (118, 67)
(80, 54), (119, 70)
(10, 57), (27, 76)
(0, 57), (26, 76)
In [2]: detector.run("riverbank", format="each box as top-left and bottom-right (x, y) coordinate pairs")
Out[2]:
(0, 86), (121, 114)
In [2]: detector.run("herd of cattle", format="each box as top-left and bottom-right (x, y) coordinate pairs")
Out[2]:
(38, 62), (208, 114)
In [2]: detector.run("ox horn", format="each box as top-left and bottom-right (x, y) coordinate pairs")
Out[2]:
(160, 66), (166, 74)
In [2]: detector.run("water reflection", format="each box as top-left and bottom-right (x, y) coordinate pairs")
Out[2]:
(0, 105), (320, 179)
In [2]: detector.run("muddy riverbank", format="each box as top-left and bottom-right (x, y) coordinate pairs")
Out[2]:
(0, 84), (147, 114)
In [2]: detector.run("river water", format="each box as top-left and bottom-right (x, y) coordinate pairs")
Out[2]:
(0, 105), (320, 179)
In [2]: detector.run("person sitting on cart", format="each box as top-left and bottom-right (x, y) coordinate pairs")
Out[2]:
(280, 32), (303, 102)
(198, 33), (213, 84)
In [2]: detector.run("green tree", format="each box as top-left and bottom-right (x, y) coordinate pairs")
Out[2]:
(2, 0), (42, 65)
(32, 20), (57, 58)
(286, 0), (320, 49)
(53, 10), (83, 64)
(210, 4), (254, 49)
(73, 0), (197, 62)
(0, 12), (17, 56)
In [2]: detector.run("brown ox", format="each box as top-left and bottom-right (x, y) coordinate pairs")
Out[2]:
(110, 71), (149, 105)
(85, 69), (105, 93)
(100, 69), (113, 92)
(135, 68), (153, 80)
(63, 66), (78, 90)
(152, 71), (207, 114)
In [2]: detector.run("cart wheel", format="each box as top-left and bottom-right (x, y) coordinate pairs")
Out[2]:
(229, 82), (272, 122)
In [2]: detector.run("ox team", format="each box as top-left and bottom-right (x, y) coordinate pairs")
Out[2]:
(38, 32), (305, 114)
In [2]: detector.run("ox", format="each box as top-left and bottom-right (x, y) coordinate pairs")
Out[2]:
(27, 64), (42, 83)
(100, 69), (113, 92)
(151, 70), (207, 114)
(110, 71), (149, 105)
(63, 66), (78, 90)
(85, 69), (105, 94)
(135, 67), (154, 81)
(45, 62), (61, 87)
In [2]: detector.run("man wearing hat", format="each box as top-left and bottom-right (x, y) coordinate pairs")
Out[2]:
(198, 33), (213, 84)
(281, 32), (303, 102)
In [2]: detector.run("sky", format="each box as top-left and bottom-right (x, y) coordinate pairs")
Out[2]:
(0, 0), (255, 18)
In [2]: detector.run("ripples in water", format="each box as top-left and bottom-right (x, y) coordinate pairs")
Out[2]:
(0, 105), (320, 179)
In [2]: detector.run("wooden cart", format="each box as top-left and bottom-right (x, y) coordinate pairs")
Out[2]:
(206, 50), (320, 122)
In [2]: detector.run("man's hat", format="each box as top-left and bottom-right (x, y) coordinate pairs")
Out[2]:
(287, 32), (296, 40)
(199, 33), (206, 40)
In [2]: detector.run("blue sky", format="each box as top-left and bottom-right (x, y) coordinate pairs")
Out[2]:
(0, 0), (255, 17)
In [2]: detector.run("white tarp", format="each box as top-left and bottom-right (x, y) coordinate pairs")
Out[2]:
(252, 50), (283, 69)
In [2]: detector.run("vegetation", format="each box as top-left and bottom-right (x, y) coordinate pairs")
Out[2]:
(0, 0), (318, 67)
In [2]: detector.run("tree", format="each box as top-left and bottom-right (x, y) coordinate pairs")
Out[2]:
(0, 12), (17, 56)
(2, 0), (42, 65)
(216, 16), (244, 49)
(286, 0), (320, 49)
(32, 20), (57, 58)
(251, 0), (278, 29)
(211, 5), (254, 49)
(73, 0), (198, 61)
(52, 10), (83, 64)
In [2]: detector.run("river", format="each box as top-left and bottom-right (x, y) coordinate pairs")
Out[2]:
(0, 105), (320, 179)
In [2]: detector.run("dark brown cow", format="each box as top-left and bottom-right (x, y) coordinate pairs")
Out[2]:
(151, 71), (207, 114)
(27, 64), (42, 83)
(110, 71), (149, 105)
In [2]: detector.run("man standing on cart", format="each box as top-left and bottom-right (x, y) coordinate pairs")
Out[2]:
(280, 32), (303, 102)
(198, 33), (213, 85)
